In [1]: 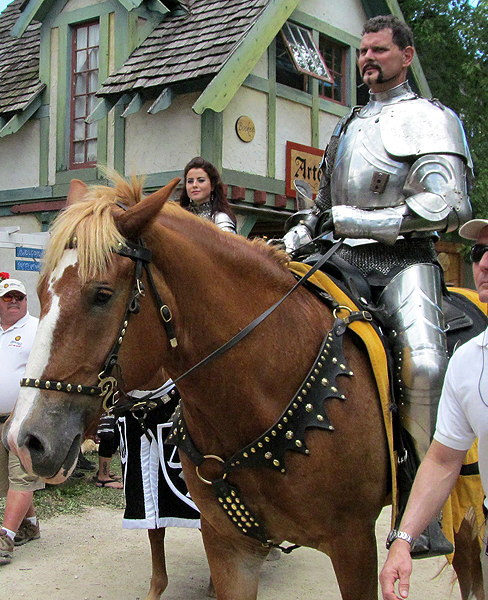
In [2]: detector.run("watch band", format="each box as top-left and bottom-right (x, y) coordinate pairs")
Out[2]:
(386, 529), (415, 549)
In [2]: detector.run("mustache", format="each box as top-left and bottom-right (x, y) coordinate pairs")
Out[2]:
(362, 62), (382, 76)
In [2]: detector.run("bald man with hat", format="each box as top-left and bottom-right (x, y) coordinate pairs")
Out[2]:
(0, 278), (43, 566)
(380, 218), (488, 599)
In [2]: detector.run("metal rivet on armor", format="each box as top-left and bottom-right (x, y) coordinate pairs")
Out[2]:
(237, 522), (243, 528)
(295, 440), (302, 447)
(227, 496), (232, 503)
(124, 320), (129, 328)
(302, 389), (307, 395)
(121, 328), (126, 337)
(281, 468), (286, 473)
(321, 378), (329, 386)
(45, 381), (51, 389)
(317, 415), (324, 422)
(282, 418), (287, 424)
(273, 459), (280, 467)
(258, 442), (263, 448)
(278, 423), (283, 428)
(218, 497), (224, 503)
(231, 504), (237, 510)
(57, 382), (62, 390)
(332, 357), (338, 364)
(118, 337), (123, 344)
(340, 395), (346, 399)
(348, 371), (354, 376)
(305, 449), (310, 455)
(251, 447), (256, 453)
(293, 403), (298, 409)
(286, 430), (294, 439)
(288, 409), (293, 416)
(340, 364), (346, 370)
(318, 362), (323, 368)
(331, 386), (338, 393)
(35, 379), (40, 387)
(265, 452), (272, 459)
(236, 510), (242, 516)
(264, 436), (270, 443)
(223, 504), (228, 509)
(314, 368), (319, 375)
(310, 375), (315, 382)
(232, 517), (238, 522)
(305, 404), (313, 412)
(243, 452), (248, 458)
(25, 378), (30, 385)
(297, 396), (302, 402)
(271, 430), (277, 436)
(306, 382), (311, 388)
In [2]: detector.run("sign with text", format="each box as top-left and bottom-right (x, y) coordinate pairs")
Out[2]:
(16, 247), (44, 259)
(16, 260), (41, 272)
(286, 141), (323, 199)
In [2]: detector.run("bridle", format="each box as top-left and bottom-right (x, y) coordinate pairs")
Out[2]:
(20, 237), (178, 411)
(21, 225), (343, 413)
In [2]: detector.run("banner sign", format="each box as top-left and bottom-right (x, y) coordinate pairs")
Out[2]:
(286, 141), (323, 198)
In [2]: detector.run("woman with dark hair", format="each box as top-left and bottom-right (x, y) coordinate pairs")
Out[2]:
(179, 156), (237, 233)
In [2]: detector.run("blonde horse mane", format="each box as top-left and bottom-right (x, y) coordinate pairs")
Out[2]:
(42, 171), (144, 282)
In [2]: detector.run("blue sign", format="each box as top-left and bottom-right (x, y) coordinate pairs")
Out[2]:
(15, 260), (41, 272)
(16, 247), (43, 259)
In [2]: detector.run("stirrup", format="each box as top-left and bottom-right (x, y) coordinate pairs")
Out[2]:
(411, 517), (454, 559)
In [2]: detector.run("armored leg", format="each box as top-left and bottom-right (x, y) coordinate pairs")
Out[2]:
(379, 263), (453, 557)
(379, 263), (448, 460)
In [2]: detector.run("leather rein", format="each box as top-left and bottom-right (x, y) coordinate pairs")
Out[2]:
(20, 230), (344, 415)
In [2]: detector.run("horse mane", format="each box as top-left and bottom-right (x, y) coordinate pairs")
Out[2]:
(42, 172), (144, 282)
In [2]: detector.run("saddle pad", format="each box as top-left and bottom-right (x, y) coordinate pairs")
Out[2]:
(289, 262), (397, 519)
(290, 262), (486, 556)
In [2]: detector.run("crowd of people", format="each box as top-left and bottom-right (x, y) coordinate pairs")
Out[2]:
(1, 12), (487, 600)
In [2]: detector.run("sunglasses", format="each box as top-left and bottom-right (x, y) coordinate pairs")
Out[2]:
(1, 292), (26, 302)
(470, 244), (488, 264)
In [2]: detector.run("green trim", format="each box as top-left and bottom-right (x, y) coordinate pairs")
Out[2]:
(291, 10), (361, 48)
(11, 0), (46, 38)
(221, 169), (286, 195)
(0, 95), (42, 137)
(55, 168), (99, 186)
(201, 110), (223, 172)
(55, 22), (68, 171)
(267, 40), (277, 179)
(0, 186), (53, 204)
(51, 2), (114, 27)
(192, 0), (301, 114)
(239, 215), (258, 238)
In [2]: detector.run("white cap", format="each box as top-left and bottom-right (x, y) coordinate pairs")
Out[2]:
(0, 279), (27, 297)
(459, 219), (488, 241)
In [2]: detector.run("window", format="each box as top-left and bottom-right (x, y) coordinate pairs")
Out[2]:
(318, 37), (347, 105)
(276, 31), (307, 92)
(70, 21), (99, 169)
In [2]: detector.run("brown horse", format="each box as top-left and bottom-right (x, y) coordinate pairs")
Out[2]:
(1, 174), (482, 599)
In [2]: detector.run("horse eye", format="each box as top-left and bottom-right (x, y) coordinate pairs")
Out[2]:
(93, 289), (112, 305)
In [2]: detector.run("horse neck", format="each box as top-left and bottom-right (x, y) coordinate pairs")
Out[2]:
(145, 218), (331, 452)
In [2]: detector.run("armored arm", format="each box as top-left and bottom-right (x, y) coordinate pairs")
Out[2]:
(332, 153), (471, 244)
(214, 212), (237, 234)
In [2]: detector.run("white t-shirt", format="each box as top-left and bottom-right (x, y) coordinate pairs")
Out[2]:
(434, 328), (488, 506)
(0, 312), (38, 414)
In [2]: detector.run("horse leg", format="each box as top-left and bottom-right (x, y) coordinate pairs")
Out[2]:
(200, 518), (266, 600)
(322, 521), (379, 600)
(145, 528), (168, 600)
(452, 515), (485, 600)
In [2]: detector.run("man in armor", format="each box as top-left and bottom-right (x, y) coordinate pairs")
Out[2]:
(284, 15), (473, 554)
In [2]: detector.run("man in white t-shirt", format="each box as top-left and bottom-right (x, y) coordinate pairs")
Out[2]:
(0, 279), (42, 566)
(380, 218), (488, 599)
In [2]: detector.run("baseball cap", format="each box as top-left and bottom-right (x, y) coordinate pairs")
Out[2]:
(0, 279), (27, 297)
(459, 219), (488, 241)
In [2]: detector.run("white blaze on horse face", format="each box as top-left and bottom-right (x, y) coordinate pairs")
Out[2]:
(7, 250), (78, 446)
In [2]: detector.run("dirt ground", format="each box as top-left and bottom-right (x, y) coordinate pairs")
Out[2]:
(1, 505), (463, 600)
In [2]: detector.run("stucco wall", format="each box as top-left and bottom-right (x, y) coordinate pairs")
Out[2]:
(124, 93), (201, 176)
(298, 0), (367, 37)
(222, 87), (268, 177)
(275, 97), (312, 180)
(0, 120), (40, 190)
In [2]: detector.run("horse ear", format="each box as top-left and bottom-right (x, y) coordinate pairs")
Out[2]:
(67, 179), (88, 205)
(116, 177), (181, 239)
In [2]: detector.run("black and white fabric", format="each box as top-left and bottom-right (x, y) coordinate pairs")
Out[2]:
(118, 384), (200, 530)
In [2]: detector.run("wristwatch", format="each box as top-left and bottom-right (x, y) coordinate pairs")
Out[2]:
(386, 529), (415, 549)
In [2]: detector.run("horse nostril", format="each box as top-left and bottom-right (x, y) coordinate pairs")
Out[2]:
(25, 434), (45, 454)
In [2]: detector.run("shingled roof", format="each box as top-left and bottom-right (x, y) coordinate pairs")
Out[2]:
(98, 0), (270, 99)
(0, 0), (43, 117)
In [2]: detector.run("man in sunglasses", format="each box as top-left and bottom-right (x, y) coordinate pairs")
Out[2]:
(0, 278), (42, 566)
(380, 218), (488, 599)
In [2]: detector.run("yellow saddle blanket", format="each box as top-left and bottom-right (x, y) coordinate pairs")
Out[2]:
(289, 262), (485, 557)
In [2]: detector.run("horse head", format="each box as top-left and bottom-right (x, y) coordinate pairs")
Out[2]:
(2, 174), (180, 483)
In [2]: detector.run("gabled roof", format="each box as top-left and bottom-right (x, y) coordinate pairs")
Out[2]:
(0, 0), (44, 133)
